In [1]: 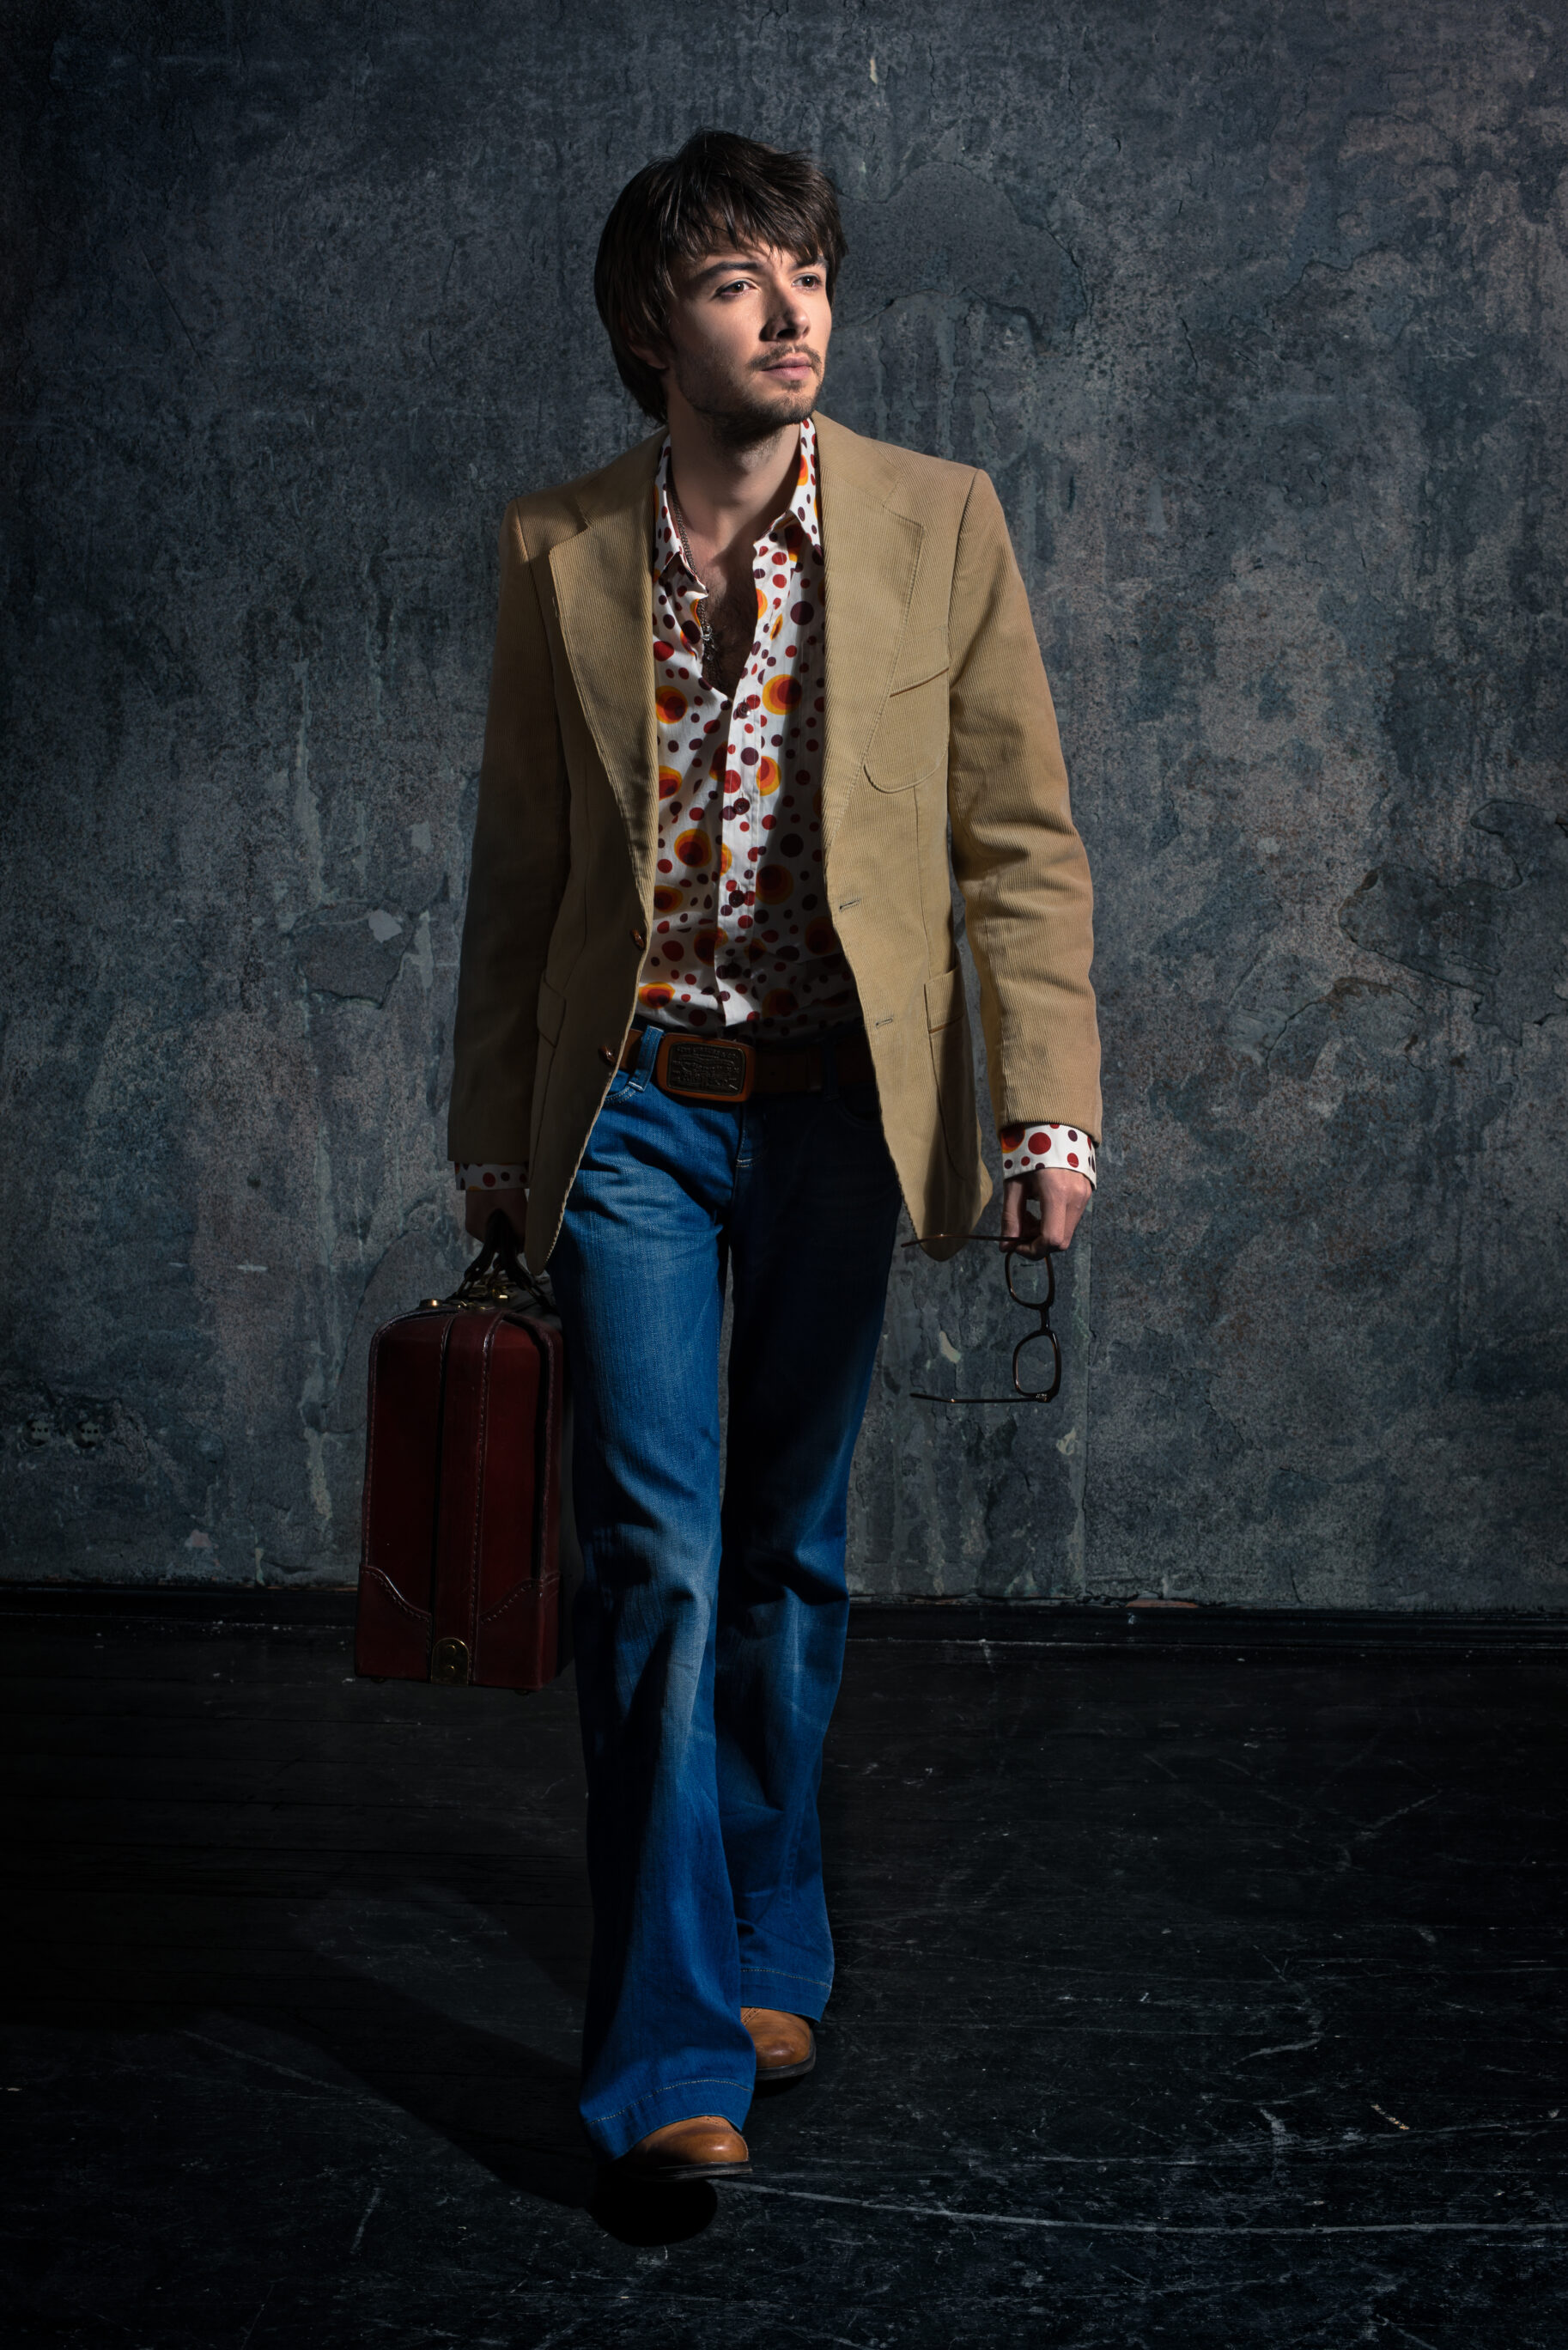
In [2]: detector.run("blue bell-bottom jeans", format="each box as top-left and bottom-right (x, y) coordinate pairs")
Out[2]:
(549, 1022), (903, 2159)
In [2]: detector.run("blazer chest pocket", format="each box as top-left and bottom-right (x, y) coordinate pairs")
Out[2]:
(865, 662), (950, 793)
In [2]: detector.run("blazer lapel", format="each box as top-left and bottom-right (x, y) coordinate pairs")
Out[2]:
(814, 411), (925, 852)
(549, 436), (662, 895)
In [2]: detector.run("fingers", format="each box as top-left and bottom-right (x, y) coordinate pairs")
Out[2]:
(1039, 1172), (1091, 1251)
(1000, 1171), (1091, 1255)
(1035, 1184), (1072, 1253)
(1039, 1202), (1072, 1251)
(999, 1174), (1048, 1257)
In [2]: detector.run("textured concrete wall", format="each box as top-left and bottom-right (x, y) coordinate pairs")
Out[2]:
(3, 1), (1565, 1602)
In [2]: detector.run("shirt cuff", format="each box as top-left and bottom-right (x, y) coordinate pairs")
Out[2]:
(454, 1163), (526, 1191)
(999, 1123), (1097, 1187)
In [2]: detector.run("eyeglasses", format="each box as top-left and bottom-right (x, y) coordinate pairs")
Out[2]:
(901, 1234), (1063, 1404)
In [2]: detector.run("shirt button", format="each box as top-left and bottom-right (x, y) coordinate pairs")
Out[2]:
(599, 1044), (617, 1067)
(631, 925), (647, 949)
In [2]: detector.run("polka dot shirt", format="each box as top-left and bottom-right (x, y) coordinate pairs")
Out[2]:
(638, 418), (854, 1040)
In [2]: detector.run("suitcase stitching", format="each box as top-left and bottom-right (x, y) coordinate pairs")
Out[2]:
(478, 1571), (559, 1626)
(359, 1565), (433, 1627)
(357, 1322), (441, 1659)
(477, 1319), (557, 1629)
(358, 1324), (380, 1578)
(466, 1317), (495, 1658)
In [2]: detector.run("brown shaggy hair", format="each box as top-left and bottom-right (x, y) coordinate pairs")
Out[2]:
(593, 131), (848, 422)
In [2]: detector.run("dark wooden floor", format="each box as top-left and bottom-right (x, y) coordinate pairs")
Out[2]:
(2, 1597), (1565, 2348)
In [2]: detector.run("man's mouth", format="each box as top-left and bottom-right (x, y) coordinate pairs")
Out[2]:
(760, 353), (817, 375)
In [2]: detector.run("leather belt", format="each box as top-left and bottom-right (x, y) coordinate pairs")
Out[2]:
(618, 1024), (876, 1105)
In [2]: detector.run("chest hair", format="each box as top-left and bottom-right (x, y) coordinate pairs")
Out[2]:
(702, 574), (759, 703)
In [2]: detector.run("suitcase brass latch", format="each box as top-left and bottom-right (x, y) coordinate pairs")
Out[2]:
(430, 1637), (471, 1685)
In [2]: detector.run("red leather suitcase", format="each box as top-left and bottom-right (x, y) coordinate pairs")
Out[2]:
(355, 1218), (574, 1689)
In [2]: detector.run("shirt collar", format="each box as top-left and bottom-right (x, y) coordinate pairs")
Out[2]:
(785, 415), (822, 551)
(653, 415), (821, 579)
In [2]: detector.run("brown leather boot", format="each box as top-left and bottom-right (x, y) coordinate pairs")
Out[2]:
(742, 2006), (817, 2080)
(617, 2116), (751, 2181)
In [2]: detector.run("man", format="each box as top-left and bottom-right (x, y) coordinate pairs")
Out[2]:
(447, 131), (1100, 2180)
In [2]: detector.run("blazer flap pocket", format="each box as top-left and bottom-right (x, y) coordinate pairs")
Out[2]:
(537, 972), (568, 1044)
(866, 667), (951, 792)
(924, 964), (963, 1032)
(890, 629), (950, 694)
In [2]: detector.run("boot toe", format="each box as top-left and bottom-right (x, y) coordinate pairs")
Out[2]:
(620, 2116), (751, 2180)
(742, 2006), (817, 2078)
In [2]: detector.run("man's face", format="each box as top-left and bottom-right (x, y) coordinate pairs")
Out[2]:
(648, 243), (833, 443)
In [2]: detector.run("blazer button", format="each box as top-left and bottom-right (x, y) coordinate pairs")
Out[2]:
(631, 925), (647, 949)
(599, 1044), (617, 1067)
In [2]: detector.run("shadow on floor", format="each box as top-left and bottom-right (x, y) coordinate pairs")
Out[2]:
(3, 1625), (601, 2211)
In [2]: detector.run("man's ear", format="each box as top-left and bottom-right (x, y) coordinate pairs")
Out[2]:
(626, 333), (671, 381)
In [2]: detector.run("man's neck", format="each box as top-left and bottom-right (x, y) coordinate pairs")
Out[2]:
(664, 408), (804, 568)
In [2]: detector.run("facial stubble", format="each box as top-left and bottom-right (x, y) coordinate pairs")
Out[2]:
(671, 346), (824, 450)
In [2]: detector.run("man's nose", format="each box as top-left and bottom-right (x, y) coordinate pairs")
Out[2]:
(765, 293), (809, 338)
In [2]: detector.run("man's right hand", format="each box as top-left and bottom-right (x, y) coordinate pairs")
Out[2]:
(465, 1185), (527, 1242)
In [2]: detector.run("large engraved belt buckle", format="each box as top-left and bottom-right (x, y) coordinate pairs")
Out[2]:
(654, 1032), (757, 1103)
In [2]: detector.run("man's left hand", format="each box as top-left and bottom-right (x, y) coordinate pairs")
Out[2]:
(1000, 1167), (1092, 1257)
(465, 1185), (527, 1242)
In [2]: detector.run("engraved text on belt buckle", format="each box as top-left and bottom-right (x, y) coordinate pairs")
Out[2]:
(656, 1033), (756, 1103)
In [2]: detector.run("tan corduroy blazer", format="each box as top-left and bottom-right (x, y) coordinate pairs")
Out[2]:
(447, 411), (1100, 1269)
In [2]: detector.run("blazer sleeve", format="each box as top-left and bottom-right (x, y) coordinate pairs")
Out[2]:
(446, 503), (570, 1170)
(945, 468), (1103, 1142)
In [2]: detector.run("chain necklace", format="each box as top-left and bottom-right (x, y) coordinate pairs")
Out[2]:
(666, 481), (721, 675)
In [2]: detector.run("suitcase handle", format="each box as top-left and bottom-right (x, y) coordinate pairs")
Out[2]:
(420, 1212), (556, 1316)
